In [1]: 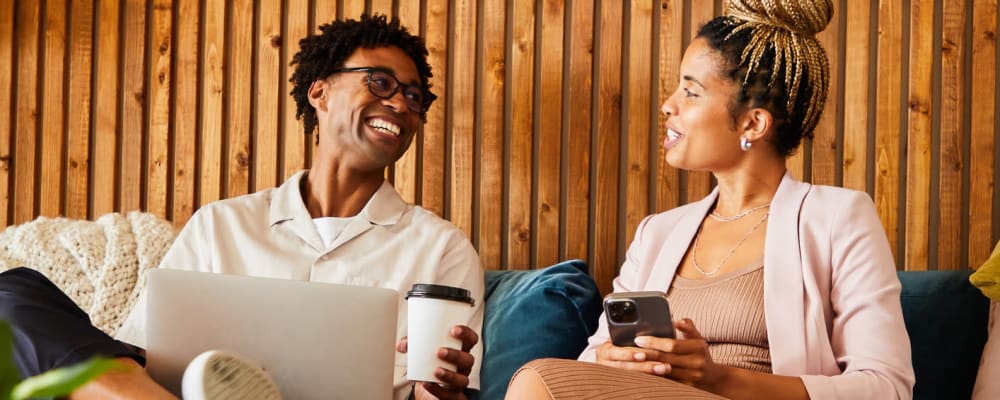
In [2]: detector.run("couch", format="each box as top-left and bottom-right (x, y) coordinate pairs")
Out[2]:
(481, 261), (995, 400)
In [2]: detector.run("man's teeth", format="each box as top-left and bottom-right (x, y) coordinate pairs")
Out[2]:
(667, 129), (681, 140)
(368, 118), (401, 136)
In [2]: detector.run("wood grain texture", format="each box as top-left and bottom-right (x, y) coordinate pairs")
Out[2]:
(342, 0), (365, 19)
(937, 0), (967, 268)
(875, 0), (903, 263)
(564, 0), (593, 262)
(92, 0), (119, 217)
(199, 0), (225, 206)
(904, 0), (933, 270)
(66, 0), (94, 220)
(507, 0), (534, 269)
(14, 0), (39, 224)
(812, 10), (838, 186)
(969, 0), (997, 267)
(450, 0), (475, 239)
(842, 0), (871, 193)
(254, 0), (281, 192)
(371, 0), (393, 16)
(626, 0), (652, 245)
(40, 0), (67, 217)
(282, 0), (309, 182)
(314, 0), (337, 25)
(657, 0), (682, 214)
(478, 0), (505, 269)
(421, 0), (448, 217)
(226, 0), (253, 198)
(594, 1), (623, 293)
(535, 0), (563, 268)
(120, 0), (146, 212)
(147, 0), (172, 219)
(0, 0), (12, 226)
(172, 0), (198, 228)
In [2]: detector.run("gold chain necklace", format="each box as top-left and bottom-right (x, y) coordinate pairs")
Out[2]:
(692, 211), (769, 277)
(709, 203), (770, 222)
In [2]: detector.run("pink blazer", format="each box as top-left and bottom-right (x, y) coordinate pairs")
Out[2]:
(579, 174), (915, 399)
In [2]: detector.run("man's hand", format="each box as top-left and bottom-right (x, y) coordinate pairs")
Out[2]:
(396, 325), (479, 400)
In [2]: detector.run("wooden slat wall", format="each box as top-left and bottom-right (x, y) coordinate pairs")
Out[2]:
(2, 0), (999, 294)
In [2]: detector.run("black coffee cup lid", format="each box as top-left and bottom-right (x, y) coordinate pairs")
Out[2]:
(406, 284), (475, 306)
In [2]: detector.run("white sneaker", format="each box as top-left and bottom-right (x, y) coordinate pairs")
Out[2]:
(181, 350), (283, 400)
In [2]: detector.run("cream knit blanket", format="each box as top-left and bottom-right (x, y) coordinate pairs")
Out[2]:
(0, 212), (175, 336)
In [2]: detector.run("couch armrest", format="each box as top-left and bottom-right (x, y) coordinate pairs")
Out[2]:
(477, 260), (602, 400)
(973, 301), (999, 400)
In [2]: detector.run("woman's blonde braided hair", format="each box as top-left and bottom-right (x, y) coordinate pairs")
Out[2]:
(725, 0), (832, 140)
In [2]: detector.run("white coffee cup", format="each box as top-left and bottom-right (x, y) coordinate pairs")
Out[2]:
(405, 283), (475, 383)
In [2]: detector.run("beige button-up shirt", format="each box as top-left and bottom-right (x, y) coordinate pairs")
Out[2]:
(118, 170), (484, 399)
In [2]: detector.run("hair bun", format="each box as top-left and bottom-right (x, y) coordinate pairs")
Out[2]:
(727, 0), (833, 36)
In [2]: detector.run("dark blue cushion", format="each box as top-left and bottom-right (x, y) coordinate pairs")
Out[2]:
(898, 270), (989, 400)
(477, 260), (602, 400)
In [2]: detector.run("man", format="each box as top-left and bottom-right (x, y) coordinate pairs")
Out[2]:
(1, 14), (483, 400)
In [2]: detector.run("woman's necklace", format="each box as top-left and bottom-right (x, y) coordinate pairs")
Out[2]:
(692, 211), (769, 277)
(709, 203), (770, 222)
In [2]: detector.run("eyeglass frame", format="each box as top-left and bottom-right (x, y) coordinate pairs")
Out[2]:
(328, 66), (437, 115)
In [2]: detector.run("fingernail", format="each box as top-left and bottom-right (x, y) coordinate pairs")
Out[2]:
(633, 352), (646, 361)
(634, 336), (649, 346)
(653, 364), (669, 375)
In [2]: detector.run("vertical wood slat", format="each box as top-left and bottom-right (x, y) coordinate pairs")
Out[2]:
(41, 0), (67, 217)
(120, 0), (146, 213)
(938, 0), (967, 268)
(811, 9), (838, 186)
(421, 0), (448, 217)
(904, 0), (934, 270)
(657, 0), (683, 214)
(370, 0), (393, 16)
(507, 0), (533, 269)
(685, 0), (714, 202)
(594, 1), (623, 294)
(969, 0), (998, 267)
(92, 0), (119, 217)
(13, 0), (40, 224)
(226, 0), (252, 198)
(626, 0), (652, 244)
(147, 0), (172, 219)
(342, 0), (365, 19)
(842, 0), (871, 193)
(172, 0), (198, 229)
(314, 0), (337, 25)
(478, 0), (505, 268)
(450, 0), (475, 239)
(66, 0), (94, 220)
(0, 0), (12, 226)
(199, 0), (225, 206)
(282, 0), (309, 182)
(535, 0), (563, 268)
(254, 0), (281, 191)
(564, 0), (593, 262)
(875, 0), (903, 262)
(393, 0), (420, 203)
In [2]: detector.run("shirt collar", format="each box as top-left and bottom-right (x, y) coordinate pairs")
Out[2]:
(268, 170), (407, 227)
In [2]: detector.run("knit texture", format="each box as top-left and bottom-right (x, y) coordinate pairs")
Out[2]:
(0, 212), (176, 336)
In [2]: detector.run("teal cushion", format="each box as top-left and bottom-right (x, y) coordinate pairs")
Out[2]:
(477, 260), (602, 400)
(898, 270), (989, 400)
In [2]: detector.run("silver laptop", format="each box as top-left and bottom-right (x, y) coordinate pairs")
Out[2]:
(144, 268), (399, 400)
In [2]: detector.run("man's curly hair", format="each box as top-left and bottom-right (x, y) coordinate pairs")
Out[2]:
(290, 14), (434, 135)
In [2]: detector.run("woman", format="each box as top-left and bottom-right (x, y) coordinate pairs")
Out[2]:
(505, 1), (914, 399)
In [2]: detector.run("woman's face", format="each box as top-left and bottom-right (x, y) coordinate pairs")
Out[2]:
(660, 38), (748, 172)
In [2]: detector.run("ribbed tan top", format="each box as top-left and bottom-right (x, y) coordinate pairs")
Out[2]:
(667, 263), (772, 373)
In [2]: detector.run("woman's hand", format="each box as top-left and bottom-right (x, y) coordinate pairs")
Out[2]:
(632, 318), (728, 390)
(396, 325), (479, 400)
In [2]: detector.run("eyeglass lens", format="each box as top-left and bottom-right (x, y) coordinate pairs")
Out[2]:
(366, 70), (425, 113)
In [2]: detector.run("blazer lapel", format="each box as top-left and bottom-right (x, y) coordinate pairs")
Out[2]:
(763, 173), (812, 374)
(645, 190), (718, 293)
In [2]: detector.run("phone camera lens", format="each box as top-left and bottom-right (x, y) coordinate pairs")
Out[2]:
(608, 299), (638, 323)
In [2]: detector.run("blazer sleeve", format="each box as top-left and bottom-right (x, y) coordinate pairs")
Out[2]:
(799, 193), (915, 400)
(578, 215), (655, 362)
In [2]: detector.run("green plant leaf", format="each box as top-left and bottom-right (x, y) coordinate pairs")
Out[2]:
(1, 321), (19, 400)
(10, 357), (122, 400)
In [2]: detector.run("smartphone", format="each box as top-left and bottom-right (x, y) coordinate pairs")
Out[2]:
(603, 291), (676, 347)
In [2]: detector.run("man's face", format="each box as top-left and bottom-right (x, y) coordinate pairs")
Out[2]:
(308, 46), (424, 172)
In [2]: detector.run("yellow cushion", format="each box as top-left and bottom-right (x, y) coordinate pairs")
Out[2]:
(970, 241), (1000, 302)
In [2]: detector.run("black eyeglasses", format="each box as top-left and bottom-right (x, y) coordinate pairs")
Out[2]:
(330, 66), (436, 114)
